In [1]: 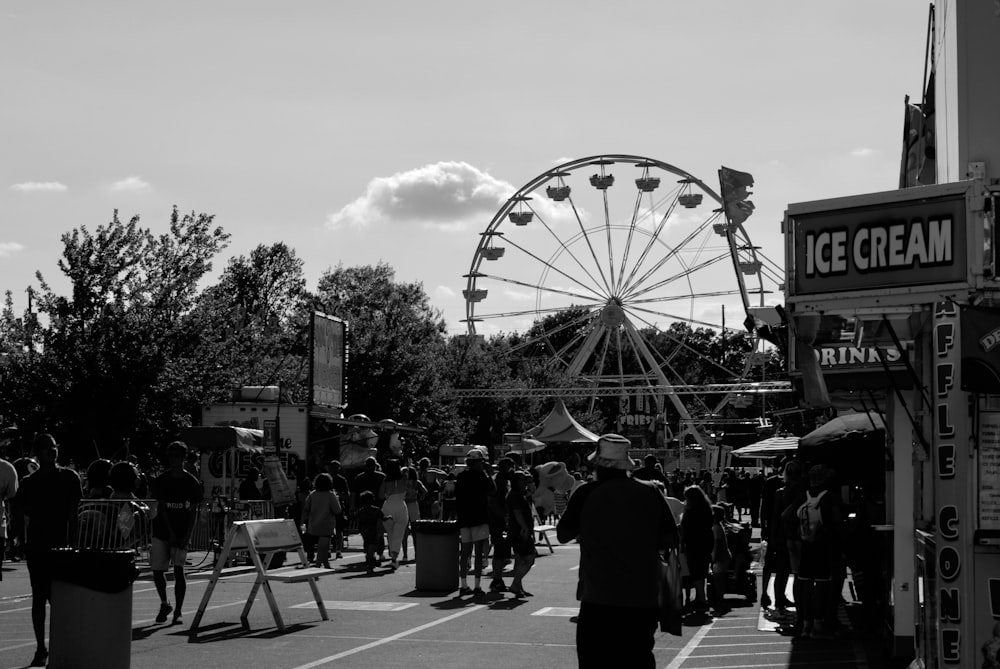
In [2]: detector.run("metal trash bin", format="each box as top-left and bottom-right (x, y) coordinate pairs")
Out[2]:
(412, 520), (459, 591)
(49, 548), (138, 669)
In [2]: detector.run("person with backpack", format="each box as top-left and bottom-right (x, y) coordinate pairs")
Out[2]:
(790, 464), (843, 639)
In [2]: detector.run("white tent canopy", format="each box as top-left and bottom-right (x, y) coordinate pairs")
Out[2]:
(528, 399), (599, 443)
(730, 435), (799, 458)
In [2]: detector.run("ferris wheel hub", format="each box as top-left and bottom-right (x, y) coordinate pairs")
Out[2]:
(600, 302), (626, 329)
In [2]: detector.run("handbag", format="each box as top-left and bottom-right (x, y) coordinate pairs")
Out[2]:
(658, 549), (683, 635)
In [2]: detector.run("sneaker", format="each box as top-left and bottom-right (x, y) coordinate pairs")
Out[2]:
(459, 586), (473, 596)
(472, 587), (485, 596)
(760, 593), (772, 608)
(335, 552), (343, 559)
(489, 580), (508, 592)
(30, 648), (48, 667)
(155, 602), (173, 623)
(172, 612), (183, 625)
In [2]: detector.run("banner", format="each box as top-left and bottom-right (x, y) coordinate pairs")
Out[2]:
(960, 304), (1000, 393)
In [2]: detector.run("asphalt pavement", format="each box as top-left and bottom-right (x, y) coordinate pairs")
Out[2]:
(0, 529), (906, 669)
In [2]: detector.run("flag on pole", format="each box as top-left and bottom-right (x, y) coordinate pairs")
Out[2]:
(718, 166), (755, 225)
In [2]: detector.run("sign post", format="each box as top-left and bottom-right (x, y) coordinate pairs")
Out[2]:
(189, 519), (334, 635)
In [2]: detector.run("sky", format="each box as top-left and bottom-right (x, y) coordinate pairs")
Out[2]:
(1, 1), (930, 337)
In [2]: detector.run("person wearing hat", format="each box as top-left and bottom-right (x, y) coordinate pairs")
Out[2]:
(455, 447), (496, 596)
(557, 434), (679, 668)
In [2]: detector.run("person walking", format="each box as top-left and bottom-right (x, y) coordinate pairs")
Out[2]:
(16, 434), (83, 667)
(301, 473), (341, 568)
(488, 457), (514, 592)
(556, 434), (679, 669)
(402, 466), (425, 561)
(353, 457), (386, 562)
(150, 441), (203, 625)
(506, 469), (536, 597)
(758, 460), (785, 608)
(790, 464), (843, 638)
(772, 459), (807, 616)
(0, 454), (18, 580)
(680, 484), (714, 613)
(710, 504), (733, 613)
(379, 458), (408, 569)
(327, 460), (350, 559)
(456, 448), (495, 596)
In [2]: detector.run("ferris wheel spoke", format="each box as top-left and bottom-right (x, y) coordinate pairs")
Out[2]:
(628, 288), (745, 307)
(625, 304), (725, 332)
(474, 302), (601, 325)
(601, 189), (617, 291)
(626, 308), (743, 379)
(614, 190), (643, 296)
(499, 231), (609, 302)
(624, 253), (731, 303)
(508, 308), (598, 358)
(525, 202), (614, 298)
(619, 190), (682, 297)
(623, 215), (717, 299)
(477, 271), (605, 305)
(564, 195), (613, 295)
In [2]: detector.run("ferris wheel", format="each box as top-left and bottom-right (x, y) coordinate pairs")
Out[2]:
(461, 155), (784, 430)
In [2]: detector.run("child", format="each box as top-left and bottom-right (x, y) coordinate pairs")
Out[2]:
(356, 490), (387, 573)
(710, 504), (733, 612)
(301, 473), (341, 569)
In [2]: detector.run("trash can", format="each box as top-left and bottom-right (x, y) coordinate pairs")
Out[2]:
(412, 520), (459, 591)
(49, 548), (138, 669)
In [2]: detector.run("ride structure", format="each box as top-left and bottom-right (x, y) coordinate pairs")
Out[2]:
(459, 154), (786, 446)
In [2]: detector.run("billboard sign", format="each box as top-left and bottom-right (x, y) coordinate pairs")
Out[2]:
(309, 312), (347, 408)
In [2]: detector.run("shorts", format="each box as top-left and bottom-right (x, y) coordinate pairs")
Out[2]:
(25, 549), (54, 599)
(459, 524), (489, 543)
(150, 537), (188, 571)
(797, 540), (833, 580)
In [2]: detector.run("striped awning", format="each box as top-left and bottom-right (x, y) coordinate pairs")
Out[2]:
(730, 435), (799, 457)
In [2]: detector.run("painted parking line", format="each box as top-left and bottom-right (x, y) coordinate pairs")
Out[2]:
(289, 604), (487, 668)
(290, 601), (419, 612)
(531, 606), (578, 617)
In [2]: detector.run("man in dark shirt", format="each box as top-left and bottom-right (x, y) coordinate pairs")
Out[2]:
(17, 433), (83, 667)
(353, 457), (386, 561)
(758, 460), (785, 608)
(328, 460), (350, 558)
(456, 448), (495, 595)
(631, 454), (666, 484)
(151, 441), (203, 625)
(488, 457), (514, 592)
(557, 434), (679, 669)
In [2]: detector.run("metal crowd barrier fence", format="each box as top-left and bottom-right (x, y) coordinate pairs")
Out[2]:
(76, 498), (276, 572)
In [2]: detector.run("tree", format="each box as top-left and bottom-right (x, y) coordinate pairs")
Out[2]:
(314, 263), (449, 457)
(5, 208), (230, 463)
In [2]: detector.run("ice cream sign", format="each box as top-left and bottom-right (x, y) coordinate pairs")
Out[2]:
(790, 192), (967, 295)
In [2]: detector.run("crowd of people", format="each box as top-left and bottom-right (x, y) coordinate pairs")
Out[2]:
(0, 430), (868, 668)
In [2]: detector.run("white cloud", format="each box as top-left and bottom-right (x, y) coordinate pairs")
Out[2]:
(327, 161), (513, 230)
(110, 176), (151, 192)
(435, 285), (457, 298)
(10, 181), (67, 192)
(850, 147), (878, 158)
(0, 242), (26, 257)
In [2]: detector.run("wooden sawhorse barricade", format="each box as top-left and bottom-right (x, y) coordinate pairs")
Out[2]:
(189, 519), (335, 636)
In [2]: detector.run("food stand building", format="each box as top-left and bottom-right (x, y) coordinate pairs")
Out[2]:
(780, 2), (1000, 664)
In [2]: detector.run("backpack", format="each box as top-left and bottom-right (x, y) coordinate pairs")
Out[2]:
(796, 490), (827, 542)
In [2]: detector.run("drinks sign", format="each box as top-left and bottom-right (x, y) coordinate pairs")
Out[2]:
(789, 193), (967, 295)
